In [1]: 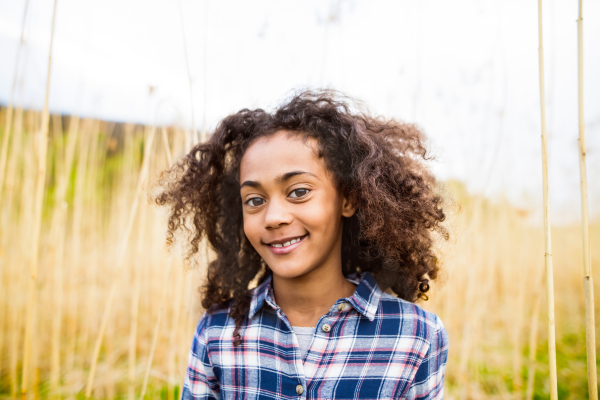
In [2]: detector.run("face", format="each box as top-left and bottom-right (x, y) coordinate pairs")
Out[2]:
(239, 130), (355, 280)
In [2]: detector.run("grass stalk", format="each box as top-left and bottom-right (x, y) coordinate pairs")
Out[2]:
(21, 1), (58, 397)
(0, 0), (29, 204)
(9, 297), (21, 400)
(84, 126), (156, 400)
(128, 191), (148, 400)
(576, 1), (598, 398)
(0, 243), (8, 379)
(178, 0), (198, 144)
(7, 108), (24, 400)
(526, 258), (545, 400)
(162, 125), (173, 165)
(167, 265), (184, 400)
(537, 1), (558, 398)
(140, 256), (174, 399)
(66, 119), (88, 375)
(47, 118), (77, 377)
(526, 290), (541, 400)
(50, 202), (68, 398)
(80, 120), (100, 364)
(0, 107), (25, 383)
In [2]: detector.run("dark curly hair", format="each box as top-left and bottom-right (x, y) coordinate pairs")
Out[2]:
(154, 90), (448, 344)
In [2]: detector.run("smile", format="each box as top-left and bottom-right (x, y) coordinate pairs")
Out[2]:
(265, 234), (308, 255)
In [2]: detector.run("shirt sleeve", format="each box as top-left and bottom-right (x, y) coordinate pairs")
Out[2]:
(405, 315), (449, 400)
(181, 312), (220, 400)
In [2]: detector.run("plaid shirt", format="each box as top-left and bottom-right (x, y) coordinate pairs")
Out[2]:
(182, 272), (449, 400)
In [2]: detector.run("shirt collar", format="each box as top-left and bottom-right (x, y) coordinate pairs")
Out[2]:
(248, 271), (382, 321)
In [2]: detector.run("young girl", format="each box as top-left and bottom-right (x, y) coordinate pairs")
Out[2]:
(155, 90), (449, 400)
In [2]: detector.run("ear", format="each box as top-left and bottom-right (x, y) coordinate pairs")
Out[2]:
(341, 193), (357, 218)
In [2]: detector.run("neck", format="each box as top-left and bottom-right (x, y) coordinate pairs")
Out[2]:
(271, 262), (356, 328)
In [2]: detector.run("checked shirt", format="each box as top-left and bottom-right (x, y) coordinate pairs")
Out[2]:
(182, 272), (449, 400)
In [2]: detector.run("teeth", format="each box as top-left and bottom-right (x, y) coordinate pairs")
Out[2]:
(270, 236), (304, 248)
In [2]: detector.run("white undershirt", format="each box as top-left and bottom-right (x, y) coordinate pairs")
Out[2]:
(292, 326), (316, 362)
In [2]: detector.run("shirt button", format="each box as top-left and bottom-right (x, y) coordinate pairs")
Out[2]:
(296, 384), (304, 395)
(337, 303), (346, 311)
(322, 324), (331, 333)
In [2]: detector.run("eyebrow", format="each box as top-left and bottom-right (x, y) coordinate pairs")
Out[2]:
(240, 171), (317, 190)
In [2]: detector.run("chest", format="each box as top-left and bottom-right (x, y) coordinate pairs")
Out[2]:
(206, 311), (428, 400)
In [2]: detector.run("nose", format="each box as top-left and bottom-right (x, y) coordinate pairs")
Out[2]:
(263, 198), (293, 229)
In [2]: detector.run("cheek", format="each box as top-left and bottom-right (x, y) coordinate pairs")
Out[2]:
(301, 197), (343, 234)
(243, 214), (261, 245)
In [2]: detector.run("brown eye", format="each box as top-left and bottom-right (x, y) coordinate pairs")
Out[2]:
(246, 198), (265, 207)
(289, 188), (310, 199)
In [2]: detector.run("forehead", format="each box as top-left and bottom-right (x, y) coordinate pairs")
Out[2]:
(239, 130), (324, 182)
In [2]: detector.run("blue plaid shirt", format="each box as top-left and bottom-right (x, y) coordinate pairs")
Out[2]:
(182, 272), (448, 400)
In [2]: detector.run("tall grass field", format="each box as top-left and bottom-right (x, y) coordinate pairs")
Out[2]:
(0, 108), (598, 399)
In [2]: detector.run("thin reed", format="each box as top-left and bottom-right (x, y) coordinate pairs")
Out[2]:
(576, 0), (599, 397)
(536, 1), (559, 398)
(20, 1), (58, 398)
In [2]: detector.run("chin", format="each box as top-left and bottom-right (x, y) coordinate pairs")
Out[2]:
(268, 262), (314, 280)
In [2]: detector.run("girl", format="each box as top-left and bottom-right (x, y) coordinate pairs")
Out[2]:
(155, 90), (449, 400)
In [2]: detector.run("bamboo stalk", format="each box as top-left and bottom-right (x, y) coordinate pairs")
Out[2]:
(537, 1), (558, 398)
(0, 0), (30, 204)
(576, 1), (598, 398)
(84, 126), (156, 400)
(21, 2), (58, 398)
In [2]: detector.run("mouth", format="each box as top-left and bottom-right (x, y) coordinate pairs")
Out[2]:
(264, 234), (308, 255)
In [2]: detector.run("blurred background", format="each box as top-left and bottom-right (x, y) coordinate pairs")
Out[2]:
(0, 0), (599, 399)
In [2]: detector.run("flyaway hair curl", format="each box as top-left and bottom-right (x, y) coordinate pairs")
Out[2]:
(154, 90), (448, 344)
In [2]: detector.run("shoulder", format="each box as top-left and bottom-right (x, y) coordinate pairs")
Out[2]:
(195, 279), (271, 338)
(377, 292), (448, 346)
(193, 302), (235, 339)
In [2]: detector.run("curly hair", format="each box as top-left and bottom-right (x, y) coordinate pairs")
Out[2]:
(154, 90), (448, 344)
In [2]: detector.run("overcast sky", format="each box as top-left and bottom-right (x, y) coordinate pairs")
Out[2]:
(0, 0), (599, 223)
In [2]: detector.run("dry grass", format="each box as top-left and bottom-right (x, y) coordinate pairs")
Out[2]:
(0, 108), (598, 399)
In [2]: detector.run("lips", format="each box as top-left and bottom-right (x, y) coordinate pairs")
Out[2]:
(264, 234), (308, 255)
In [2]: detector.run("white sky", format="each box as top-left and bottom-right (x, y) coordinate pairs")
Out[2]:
(0, 0), (599, 223)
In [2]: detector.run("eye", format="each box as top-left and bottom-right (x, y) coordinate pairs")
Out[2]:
(246, 197), (266, 207)
(289, 188), (310, 199)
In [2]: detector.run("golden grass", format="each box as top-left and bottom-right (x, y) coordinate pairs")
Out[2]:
(0, 109), (598, 399)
